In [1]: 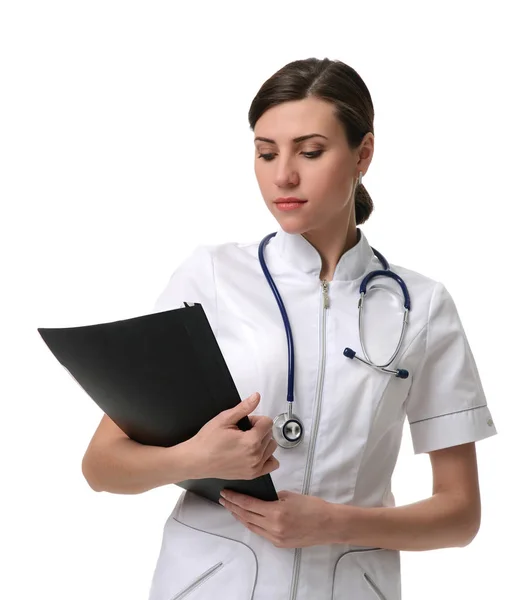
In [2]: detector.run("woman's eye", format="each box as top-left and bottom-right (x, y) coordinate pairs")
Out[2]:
(257, 150), (324, 161)
(303, 150), (323, 159)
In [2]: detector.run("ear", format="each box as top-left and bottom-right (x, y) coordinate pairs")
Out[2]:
(357, 132), (374, 175)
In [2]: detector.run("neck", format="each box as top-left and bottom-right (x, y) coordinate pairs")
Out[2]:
(301, 213), (359, 282)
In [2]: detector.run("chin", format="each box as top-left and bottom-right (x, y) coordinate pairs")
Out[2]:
(273, 217), (309, 236)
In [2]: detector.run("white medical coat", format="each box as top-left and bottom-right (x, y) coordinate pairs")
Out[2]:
(147, 227), (497, 600)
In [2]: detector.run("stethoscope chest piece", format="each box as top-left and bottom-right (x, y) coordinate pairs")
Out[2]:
(273, 412), (304, 448)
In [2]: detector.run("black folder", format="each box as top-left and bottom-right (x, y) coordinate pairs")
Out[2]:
(37, 303), (278, 505)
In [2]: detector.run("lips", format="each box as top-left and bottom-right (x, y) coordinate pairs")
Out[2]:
(274, 198), (307, 212)
(274, 197), (307, 203)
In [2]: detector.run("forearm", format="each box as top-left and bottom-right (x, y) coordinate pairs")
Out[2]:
(82, 438), (200, 495)
(328, 493), (480, 551)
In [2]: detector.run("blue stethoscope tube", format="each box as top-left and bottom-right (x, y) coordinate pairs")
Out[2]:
(258, 231), (411, 448)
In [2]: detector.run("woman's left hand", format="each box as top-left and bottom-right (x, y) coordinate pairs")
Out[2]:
(219, 489), (335, 548)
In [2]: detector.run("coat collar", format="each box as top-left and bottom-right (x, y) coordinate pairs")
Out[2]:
(270, 226), (376, 282)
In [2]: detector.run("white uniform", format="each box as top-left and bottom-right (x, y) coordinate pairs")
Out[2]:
(148, 227), (497, 600)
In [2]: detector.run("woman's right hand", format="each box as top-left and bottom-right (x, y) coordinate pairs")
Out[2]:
(187, 392), (280, 481)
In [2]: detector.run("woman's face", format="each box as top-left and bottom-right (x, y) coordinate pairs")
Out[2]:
(253, 96), (373, 235)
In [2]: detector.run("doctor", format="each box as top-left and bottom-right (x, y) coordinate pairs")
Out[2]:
(82, 57), (497, 599)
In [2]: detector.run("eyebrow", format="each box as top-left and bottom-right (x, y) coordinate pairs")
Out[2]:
(254, 133), (328, 144)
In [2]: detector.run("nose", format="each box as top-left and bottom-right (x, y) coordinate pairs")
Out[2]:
(274, 157), (299, 188)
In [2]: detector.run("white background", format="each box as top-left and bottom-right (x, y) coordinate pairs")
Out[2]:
(1, 1), (522, 598)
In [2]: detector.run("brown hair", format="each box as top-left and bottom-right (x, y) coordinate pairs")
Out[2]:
(248, 57), (375, 225)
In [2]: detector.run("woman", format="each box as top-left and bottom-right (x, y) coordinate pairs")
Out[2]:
(82, 57), (497, 599)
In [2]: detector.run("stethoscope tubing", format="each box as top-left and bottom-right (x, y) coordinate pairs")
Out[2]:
(258, 234), (296, 404)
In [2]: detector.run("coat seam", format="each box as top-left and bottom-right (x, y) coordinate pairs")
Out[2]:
(351, 294), (433, 502)
(171, 513), (259, 600)
(210, 248), (219, 340)
(409, 403), (488, 425)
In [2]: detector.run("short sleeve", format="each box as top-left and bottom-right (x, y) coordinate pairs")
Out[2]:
(406, 282), (497, 454)
(151, 245), (218, 336)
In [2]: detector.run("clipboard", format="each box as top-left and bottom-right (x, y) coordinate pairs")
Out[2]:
(37, 303), (278, 504)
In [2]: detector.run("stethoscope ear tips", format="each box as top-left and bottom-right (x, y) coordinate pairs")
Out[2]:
(344, 347), (409, 379)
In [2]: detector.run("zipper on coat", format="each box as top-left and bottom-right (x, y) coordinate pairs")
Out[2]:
(171, 561), (224, 600)
(289, 279), (330, 600)
(363, 572), (387, 600)
(322, 279), (330, 308)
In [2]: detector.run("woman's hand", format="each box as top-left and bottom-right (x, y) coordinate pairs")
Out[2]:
(187, 392), (280, 481)
(219, 489), (334, 548)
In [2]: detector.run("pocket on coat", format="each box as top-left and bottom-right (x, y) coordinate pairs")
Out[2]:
(148, 515), (257, 600)
(332, 548), (401, 600)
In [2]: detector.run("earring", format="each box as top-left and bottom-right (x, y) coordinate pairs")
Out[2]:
(357, 171), (363, 185)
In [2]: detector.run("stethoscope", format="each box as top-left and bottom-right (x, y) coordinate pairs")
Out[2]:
(258, 231), (411, 449)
